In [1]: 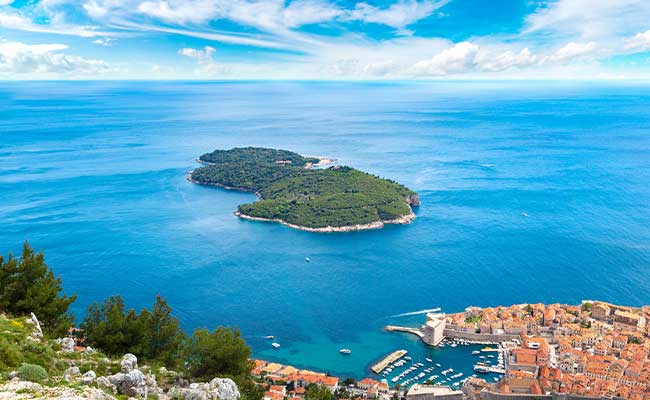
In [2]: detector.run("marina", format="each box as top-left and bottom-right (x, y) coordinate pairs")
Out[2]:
(372, 337), (505, 389)
(370, 350), (408, 374)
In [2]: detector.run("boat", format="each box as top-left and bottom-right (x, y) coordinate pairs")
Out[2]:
(426, 358), (432, 363)
(404, 356), (412, 361)
(435, 363), (441, 367)
(473, 364), (489, 373)
(305, 257), (311, 262)
(340, 348), (352, 355)
(472, 350), (480, 355)
(272, 342), (281, 349)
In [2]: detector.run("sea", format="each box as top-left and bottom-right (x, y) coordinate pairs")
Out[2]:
(1, 81), (649, 383)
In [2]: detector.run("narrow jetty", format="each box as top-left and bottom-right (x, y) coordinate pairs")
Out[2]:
(384, 325), (424, 339)
(371, 349), (408, 374)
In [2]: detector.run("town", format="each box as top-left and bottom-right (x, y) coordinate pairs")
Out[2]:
(250, 301), (650, 400)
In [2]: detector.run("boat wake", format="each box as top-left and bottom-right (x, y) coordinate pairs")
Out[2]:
(389, 308), (441, 318)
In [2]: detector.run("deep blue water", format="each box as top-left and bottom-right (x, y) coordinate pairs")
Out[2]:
(1, 81), (649, 380)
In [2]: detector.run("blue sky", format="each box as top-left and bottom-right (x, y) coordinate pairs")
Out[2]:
(1, 0), (650, 79)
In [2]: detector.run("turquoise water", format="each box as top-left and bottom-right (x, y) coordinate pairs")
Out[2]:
(1, 81), (649, 380)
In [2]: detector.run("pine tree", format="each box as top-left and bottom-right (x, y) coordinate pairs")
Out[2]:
(0, 242), (76, 336)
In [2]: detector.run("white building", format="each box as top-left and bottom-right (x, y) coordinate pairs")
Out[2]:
(422, 313), (446, 346)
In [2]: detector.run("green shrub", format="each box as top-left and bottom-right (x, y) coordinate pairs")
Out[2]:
(0, 337), (23, 369)
(17, 363), (48, 383)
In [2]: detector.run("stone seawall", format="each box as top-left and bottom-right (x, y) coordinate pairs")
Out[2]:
(443, 329), (520, 342)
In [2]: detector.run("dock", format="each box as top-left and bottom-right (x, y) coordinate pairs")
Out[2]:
(371, 349), (408, 374)
(384, 325), (424, 339)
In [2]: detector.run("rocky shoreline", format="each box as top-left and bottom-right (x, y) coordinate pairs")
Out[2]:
(234, 209), (416, 233)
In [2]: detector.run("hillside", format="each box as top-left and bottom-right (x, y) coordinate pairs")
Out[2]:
(189, 147), (419, 232)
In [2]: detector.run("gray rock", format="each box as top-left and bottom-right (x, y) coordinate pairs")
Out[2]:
(27, 312), (43, 339)
(209, 378), (240, 400)
(107, 369), (146, 397)
(63, 366), (81, 383)
(82, 370), (97, 385)
(57, 337), (76, 353)
(168, 378), (239, 400)
(4, 377), (43, 392)
(97, 376), (117, 394)
(120, 353), (138, 373)
(54, 388), (117, 400)
(7, 371), (18, 379)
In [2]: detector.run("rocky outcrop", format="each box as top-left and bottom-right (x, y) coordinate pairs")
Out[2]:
(106, 354), (147, 397)
(63, 367), (81, 383)
(56, 337), (75, 353)
(0, 378), (117, 400)
(81, 371), (97, 385)
(169, 378), (240, 400)
(406, 193), (420, 206)
(25, 313), (43, 340)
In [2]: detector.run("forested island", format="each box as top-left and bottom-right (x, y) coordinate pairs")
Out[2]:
(188, 147), (419, 232)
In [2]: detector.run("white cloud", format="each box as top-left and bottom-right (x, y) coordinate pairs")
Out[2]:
(0, 0), (14, 6)
(476, 48), (537, 72)
(547, 41), (598, 63)
(0, 11), (112, 37)
(624, 30), (650, 52)
(93, 37), (114, 46)
(282, 0), (342, 28)
(0, 41), (111, 76)
(348, 0), (446, 33)
(525, 0), (650, 40)
(409, 40), (600, 77)
(179, 45), (215, 63)
(411, 41), (479, 75)
(178, 45), (230, 75)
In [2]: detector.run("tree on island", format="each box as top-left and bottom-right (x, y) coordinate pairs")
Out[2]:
(0, 242), (76, 337)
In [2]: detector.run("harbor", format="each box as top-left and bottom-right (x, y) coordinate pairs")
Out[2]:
(371, 337), (506, 390)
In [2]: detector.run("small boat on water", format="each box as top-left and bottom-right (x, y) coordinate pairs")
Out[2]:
(426, 358), (433, 363)
(435, 363), (441, 367)
(471, 350), (480, 355)
(340, 348), (352, 355)
(305, 257), (311, 262)
(404, 356), (412, 361)
(272, 342), (281, 349)
(265, 335), (275, 339)
(473, 364), (489, 373)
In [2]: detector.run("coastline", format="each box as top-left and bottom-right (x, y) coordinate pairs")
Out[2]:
(234, 209), (416, 233)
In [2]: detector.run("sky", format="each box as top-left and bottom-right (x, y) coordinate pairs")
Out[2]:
(2, 0), (650, 79)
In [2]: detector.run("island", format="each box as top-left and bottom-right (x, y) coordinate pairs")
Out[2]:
(188, 147), (419, 232)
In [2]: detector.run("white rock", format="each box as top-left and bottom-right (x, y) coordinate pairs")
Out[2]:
(120, 353), (138, 373)
(63, 366), (81, 383)
(209, 378), (240, 400)
(56, 337), (76, 353)
(96, 376), (117, 395)
(107, 369), (146, 397)
(27, 312), (43, 339)
(82, 370), (97, 385)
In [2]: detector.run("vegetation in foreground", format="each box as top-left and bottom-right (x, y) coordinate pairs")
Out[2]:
(0, 242), (263, 400)
(190, 147), (419, 229)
